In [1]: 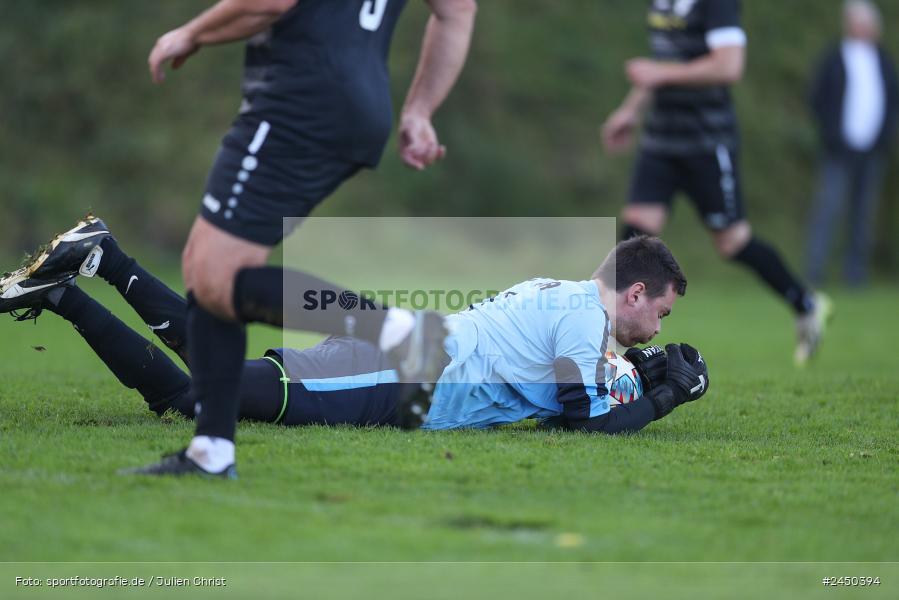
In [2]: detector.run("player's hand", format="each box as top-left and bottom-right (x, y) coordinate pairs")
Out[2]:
(626, 58), (668, 89)
(664, 343), (709, 404)
(148, 27), (200, 84)
(398, 113), (446, 170)
(601, 106), (639, 154)
(625, 345), (666, 392)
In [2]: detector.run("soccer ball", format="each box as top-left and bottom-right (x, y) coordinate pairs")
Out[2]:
(606, 350), (643, 406)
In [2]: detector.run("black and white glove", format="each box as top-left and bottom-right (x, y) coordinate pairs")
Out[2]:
(624, 345), (666, 392)
(665, 343), (709, 403)
(647, 343), (710, 420)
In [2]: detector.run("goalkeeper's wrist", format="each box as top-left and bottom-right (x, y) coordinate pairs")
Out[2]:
(646, 384), (682, 420)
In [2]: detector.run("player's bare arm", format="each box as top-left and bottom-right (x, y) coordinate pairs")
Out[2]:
(601, 86), (652, 154)
(626, 45), (746, 90)
(399, 0), (477, 170)
(148, 0), (298, 84)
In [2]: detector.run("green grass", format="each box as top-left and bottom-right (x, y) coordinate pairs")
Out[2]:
(1, 269), (897, 598)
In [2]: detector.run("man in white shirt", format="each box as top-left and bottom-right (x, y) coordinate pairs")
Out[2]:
(807, 0), (898, 287)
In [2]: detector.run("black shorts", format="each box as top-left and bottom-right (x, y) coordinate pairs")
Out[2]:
(628, 147), (745, 230)
(200, 117), (362, 246)
(267, 336), (401, 427)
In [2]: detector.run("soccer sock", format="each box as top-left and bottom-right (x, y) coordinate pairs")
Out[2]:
(188, 293), (247, 442)
(44, 285), (192, 416)
(186, 436), (235, 473)
(95, 237), (189, 362)
(732, 237), (815, 315)
(232, 266), (391, 346)
(378, 307), (415, 352)
(620, 223), (651, 240)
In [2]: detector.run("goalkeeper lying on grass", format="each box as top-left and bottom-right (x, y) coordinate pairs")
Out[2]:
(1, 218), (709, 446)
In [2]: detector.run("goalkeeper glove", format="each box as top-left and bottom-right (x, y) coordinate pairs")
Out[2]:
(647, 343), (710, 419)
(624, 345), (666, 392)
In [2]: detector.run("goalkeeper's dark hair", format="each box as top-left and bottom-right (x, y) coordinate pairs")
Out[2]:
(593, 236), (687, 297)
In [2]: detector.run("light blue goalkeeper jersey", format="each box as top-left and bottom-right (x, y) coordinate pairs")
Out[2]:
(424, 278), (613, 430)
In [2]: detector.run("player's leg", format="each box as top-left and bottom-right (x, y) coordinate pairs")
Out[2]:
(16, 216), (192, 363)
(92, 235), (190, 362)
(805, 154), (850, 286)
(223, 152), (428, 362)
(0, 271), (193, 417)
(175, 215), (267, 476)
(843, 152), (885, 287)
(692, 148), (814, 313)
(685, 147), (829, 364)
(230, 340), (410, 428)
(130, 120), (450, 477)
(620, 151), (678, 239)
(233, 358), (288, 423)
(266, 336), (408, 428)
(195, 138), (440, 373)
(711, 219), (813, 312)
(179, 218), (414, 431)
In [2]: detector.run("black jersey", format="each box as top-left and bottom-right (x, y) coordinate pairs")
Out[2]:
(239, 0), (408, 166)
(641, 0), (746, 155)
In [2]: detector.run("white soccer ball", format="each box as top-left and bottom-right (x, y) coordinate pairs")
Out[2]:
(605, 350), (643, 406)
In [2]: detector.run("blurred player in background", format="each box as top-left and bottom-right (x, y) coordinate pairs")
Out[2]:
(806, 0), (898, 288)
(129, 0), (476, 477)
(1, 225), (708, 451)
(601, 0), (831, 366)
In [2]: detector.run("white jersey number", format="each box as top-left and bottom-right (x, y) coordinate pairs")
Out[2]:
(359, 0), (389, 31)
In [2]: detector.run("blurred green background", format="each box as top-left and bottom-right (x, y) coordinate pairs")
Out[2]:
(1, 0), (898, 279)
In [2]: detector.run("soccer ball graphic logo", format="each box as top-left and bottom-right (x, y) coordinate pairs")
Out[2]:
(605, 350), (643, 406)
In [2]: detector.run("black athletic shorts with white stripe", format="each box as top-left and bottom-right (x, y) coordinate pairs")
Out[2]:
(627, 146), (745, 231)
(200, 116), (362, 246)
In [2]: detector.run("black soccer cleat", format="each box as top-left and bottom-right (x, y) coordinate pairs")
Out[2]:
(0, 268), (75, 322)
(390, 310), (451, 385)
(26, 215), (111, 281)
(396, 383), (434, 430)
(122, 449), (237, 479)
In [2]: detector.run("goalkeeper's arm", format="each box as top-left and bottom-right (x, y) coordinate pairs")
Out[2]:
(562, 384), (682, 433)
(563, 396), (657, 434)
(558, 343), (711, 434)
(552, 355), (657, 434)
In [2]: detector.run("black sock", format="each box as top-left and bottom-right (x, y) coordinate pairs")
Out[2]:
(96, 237), (189, 362)
(621, 223), (651, 240)
(46, 286), (192, 416)
(188, 293), (247, 441)
(233, 266), (388, 345)
(732, 237), (814, 314)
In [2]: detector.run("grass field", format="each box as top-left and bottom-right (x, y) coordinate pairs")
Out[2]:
(1, 255), (897, 598)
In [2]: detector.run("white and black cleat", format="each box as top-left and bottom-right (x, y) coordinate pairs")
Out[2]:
(390, 310), (451, 385)
(396, 383), (434, 430)
(795, 292), (834, 367)
(0, 269), (75, 322)
(121, 449), (237, 479)
(26, 215), (111, 281)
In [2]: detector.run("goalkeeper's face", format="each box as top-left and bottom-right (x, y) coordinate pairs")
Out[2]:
(614, 283), (677, 347)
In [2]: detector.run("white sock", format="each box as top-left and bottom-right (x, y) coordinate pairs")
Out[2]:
(378, 307), (416, 352)
(186, 436), (235, 473)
